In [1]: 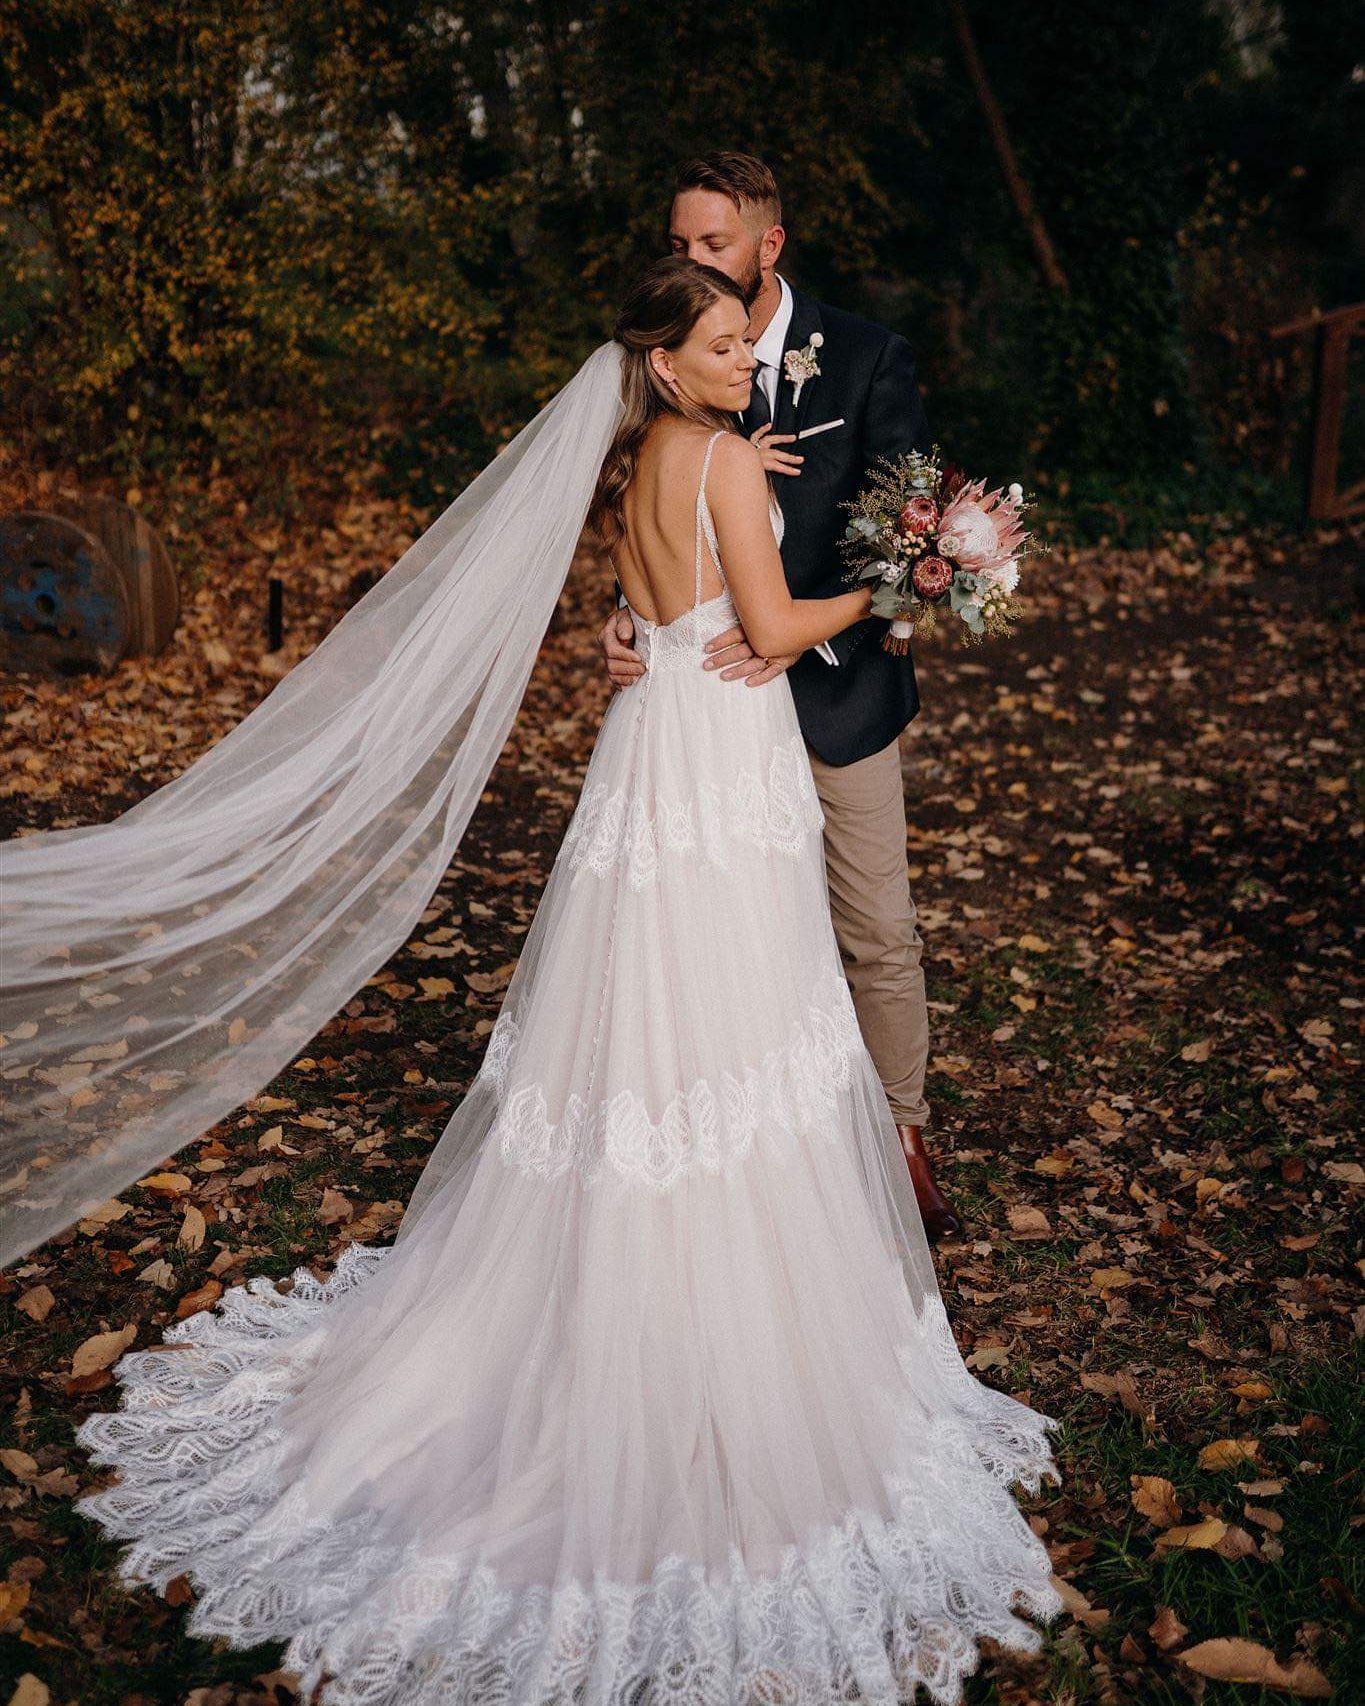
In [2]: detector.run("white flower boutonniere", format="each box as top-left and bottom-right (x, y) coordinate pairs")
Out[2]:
(783, 332), (823, 406)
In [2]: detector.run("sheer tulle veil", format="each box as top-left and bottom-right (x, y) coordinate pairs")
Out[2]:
(0, 340), (626, 1266)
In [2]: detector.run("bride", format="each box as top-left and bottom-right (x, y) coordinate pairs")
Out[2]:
(17, 257), (1061, 1704)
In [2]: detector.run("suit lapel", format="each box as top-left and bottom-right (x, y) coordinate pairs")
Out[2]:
(773, 284), (825, 439)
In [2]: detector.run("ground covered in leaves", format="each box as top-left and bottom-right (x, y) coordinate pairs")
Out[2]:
(1, 469), (1361, 1706)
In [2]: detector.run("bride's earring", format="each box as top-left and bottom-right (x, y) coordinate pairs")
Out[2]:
(652, 355), (681, 398)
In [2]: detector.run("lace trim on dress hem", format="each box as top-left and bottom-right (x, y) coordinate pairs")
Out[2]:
(560, 731), (824, 890)
(480, 972), (865, 1191)
(76, 1244), (1063, 1706)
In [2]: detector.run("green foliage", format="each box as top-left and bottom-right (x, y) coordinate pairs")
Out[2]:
(1177, 166), (1314, 468)
(0, 0), (524, 481)
(1030, 462), (1305, 550)
(0, 0), (1358, 509)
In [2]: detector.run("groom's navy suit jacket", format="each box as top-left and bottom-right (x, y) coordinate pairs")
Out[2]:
(744, 282), (932, 768)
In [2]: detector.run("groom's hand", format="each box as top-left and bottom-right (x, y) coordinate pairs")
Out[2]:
(749, 423), (803, 477)
(600, 606), (645, 690)
(702, 625), (799, 686)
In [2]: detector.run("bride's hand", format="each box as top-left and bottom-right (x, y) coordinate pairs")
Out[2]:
(600, 607), (645, 690)
(749, 423), (804, 477)
(702, 625), (799, 686)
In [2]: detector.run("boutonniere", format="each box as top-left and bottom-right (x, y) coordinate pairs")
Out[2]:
(783, 332), (823, 405)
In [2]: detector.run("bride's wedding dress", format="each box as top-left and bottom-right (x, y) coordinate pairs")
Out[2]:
(76, 430), (1061, 1706)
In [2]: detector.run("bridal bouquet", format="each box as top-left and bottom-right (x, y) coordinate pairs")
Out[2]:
(841, 447), (1041, 653)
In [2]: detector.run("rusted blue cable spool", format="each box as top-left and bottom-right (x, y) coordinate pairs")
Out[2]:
(51, 492), (179, 657)
(0, 511), (133, 676)
(1, 495), (178, 675)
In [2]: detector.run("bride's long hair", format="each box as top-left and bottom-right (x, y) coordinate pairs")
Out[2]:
(588, 257), (749, 551)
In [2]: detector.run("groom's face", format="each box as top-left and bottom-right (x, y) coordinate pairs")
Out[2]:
(668, 190), (770, 307)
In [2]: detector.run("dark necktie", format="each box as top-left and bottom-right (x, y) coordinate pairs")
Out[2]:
(742, 364), (772, 434)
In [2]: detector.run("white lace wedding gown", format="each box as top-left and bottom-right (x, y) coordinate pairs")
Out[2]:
(76, 430), (1061, 1706)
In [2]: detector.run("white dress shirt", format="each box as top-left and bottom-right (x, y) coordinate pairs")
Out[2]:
(751, 276), (838, 667)
(750, 273), (793, 422)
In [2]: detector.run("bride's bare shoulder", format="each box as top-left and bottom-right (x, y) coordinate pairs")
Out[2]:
(705, 428), (764, 492)
(642, 419), (729, 454)
(635, 423), (755, 496)
(707, 428), (760, 464)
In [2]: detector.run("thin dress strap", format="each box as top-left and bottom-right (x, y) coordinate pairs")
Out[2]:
(693, 430), (727, 608)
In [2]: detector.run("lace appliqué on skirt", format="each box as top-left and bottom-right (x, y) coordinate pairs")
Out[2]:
(76, 1244), (1062, 1706)
(482, 972), (863, 1190)
(560, 731), (823, 890)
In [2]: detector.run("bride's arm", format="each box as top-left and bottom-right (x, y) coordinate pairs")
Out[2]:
(707, 435), (871, 659)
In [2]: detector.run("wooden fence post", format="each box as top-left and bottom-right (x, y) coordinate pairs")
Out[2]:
(1269, 304), (1365, 524)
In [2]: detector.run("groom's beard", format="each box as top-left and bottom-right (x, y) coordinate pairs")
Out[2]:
(738, 247), (763, 306)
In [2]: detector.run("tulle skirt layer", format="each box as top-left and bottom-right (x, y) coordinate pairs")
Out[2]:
(78, 1073), (1059, 1705)
(77, 638), (1061, 1704)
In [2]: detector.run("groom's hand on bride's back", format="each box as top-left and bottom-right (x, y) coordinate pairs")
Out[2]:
(702, 625), (799, 686)
(600, 607), (646, 690)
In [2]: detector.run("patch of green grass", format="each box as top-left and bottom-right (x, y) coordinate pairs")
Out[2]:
(4, 1518), (284, 1704)
(1055, 1352), (1364, 1701)
(248, 1168), (332, 1266)
(991, 1235), (1086, 1285)
(927, 1073), (971, 1109)
(1124, 779), (1217, 826)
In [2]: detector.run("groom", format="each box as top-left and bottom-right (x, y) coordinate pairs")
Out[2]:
(600, 151), (962, 1241)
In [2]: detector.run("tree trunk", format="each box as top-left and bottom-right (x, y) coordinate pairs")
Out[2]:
(948, 0), (1070, 294)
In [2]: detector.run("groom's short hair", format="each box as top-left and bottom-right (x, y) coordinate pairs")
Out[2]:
(673, 153), (782, 232)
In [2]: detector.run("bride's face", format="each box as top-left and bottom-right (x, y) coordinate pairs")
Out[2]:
(652, 297), (756, 413)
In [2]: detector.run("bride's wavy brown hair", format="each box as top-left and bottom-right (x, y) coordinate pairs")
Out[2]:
(588, 257), (749, 552)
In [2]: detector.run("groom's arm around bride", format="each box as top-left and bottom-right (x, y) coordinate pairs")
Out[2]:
(598, 150), (962, 1242)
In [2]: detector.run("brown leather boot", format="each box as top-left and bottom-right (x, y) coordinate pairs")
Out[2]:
(897, 1123), (964, 1243)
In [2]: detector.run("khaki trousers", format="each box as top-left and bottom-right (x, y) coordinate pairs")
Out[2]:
(805, 736), (930, 1129)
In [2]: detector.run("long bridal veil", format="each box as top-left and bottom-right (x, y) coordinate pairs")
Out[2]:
(0, 341), (626, 1266)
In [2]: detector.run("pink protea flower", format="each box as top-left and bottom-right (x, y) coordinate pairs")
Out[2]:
(937, 479), (1026, 575)
(912, 555), (953, 598)
(896, 495), (939, 536)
